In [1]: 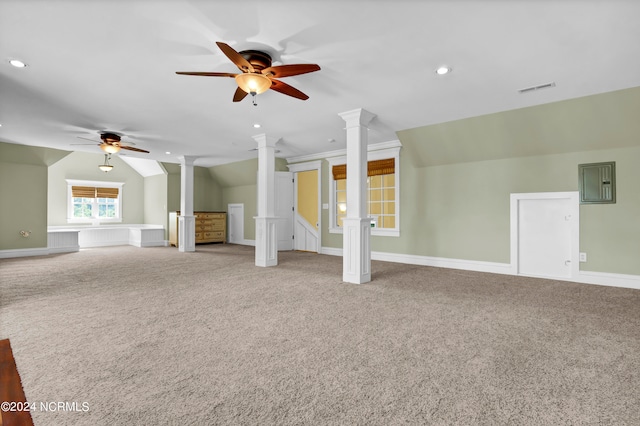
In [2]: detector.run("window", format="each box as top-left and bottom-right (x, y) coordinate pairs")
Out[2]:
(66, 180), (124, 223)
(328, 144), (400, 237)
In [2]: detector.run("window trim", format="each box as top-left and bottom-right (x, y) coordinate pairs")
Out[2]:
(66, 179), (124, 224)
(327, 145), (401, 237)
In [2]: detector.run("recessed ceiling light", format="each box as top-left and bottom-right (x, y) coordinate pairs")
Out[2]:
(435, 66), (451, 75)
(253, 123), (261, 128)
(165, 151), (171, 155)
(9, 59), (27, 68)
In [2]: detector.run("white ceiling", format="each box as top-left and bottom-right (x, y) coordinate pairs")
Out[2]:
(2, 0), (640, 167)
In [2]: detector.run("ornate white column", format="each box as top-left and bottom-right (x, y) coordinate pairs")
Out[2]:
(338, 108), (376, 284)
(253, 134), (278, 267)
(178, 155), (197, 253)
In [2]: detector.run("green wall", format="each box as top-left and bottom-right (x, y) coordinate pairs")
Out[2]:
(196, 167), (222, 211)
(144, 173), (169, 238)
(386, 87), (640, 276)
(48, 151), (145, 225)
(0, 162), (48, 250)
(164, 163), (181, 213)
(0, 142), (69, 250)
(163, 163), (222, 213)
(222, 184), (258, 240)
(363, 146), (639, 275)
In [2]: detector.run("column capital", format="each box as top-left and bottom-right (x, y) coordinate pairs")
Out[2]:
(338, 108), (376, 128)
(178, 155), (198, 167)
(252, 133), (279, 148)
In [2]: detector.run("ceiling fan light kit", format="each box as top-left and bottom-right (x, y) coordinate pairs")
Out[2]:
(235, 73), (271, 95)
(100, 143), (120, 154)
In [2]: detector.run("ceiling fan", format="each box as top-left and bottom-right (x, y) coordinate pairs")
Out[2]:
(74, 132), (149, 154)
(176, 42), (321, 105)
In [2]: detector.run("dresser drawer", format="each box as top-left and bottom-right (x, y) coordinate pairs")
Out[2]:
(196, 224), (213, 232)
(202, 231), (225, 241)
(199, 213), (225, 219)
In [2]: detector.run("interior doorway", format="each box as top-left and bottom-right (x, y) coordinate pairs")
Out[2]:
(510, 192), (579, 280)
(227, 203), (244, 244)
(294, 169), (320, 252)
(289, 161), (322, 253)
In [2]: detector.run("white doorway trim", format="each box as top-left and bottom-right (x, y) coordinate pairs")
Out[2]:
(288, 160), (322, 253)
(510, 191), (580, 280)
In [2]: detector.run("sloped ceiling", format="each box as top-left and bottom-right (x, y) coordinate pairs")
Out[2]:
(0, 141), (71, 167)
(399, 86), (640, 167)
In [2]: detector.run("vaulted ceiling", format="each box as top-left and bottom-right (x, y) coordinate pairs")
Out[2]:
(2, 0), (640, 167)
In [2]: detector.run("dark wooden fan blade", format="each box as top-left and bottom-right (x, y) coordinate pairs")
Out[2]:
(120, 145), (149, 154)
(233, 87), (248, 102)
(76, 136), (100, 143)
(262, 64), (320, 78)
(175, 71), (237, 77)
(269, 79), (309, 100)
(216, 42), (254, 73)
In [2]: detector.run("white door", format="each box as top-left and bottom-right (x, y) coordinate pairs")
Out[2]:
(275, 172), (294, 251)
(511, 192), (579, 280)
(227, 203), (244, 244)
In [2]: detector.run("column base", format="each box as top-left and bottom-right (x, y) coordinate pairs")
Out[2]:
(178, 215), (196, 252)
(342, 217), (372, 284)
(255, 216), (278, 267)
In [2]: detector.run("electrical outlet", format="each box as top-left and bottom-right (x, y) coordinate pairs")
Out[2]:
(579, 252), (587, 262)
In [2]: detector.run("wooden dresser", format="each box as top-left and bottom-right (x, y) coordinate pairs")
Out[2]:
(169, 211), (227, 246)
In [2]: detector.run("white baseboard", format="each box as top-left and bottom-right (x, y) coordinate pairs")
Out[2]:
(577, 270), (640, 290)
(320, 246), (342, 257)
(82, 240), (130, 248)
(230, 239), (255, 247)
(321, 246), (511, 275)
(320, 246), (640, 290)
(372, 251), (512, 275)
(0, 247), (51, 259)
(48, 245), (80, 255)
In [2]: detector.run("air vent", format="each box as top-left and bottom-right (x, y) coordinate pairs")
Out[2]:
(518, 82), (556, 94)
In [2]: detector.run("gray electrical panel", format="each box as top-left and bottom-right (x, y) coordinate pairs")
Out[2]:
(578, 161), (616, 204)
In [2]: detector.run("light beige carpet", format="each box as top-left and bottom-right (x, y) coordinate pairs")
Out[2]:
(1, 244), (639, 425)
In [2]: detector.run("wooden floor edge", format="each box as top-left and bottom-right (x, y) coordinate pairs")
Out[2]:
(0, 339), (34, 426)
